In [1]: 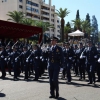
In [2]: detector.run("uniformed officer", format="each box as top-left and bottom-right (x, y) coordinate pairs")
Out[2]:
(0, 46), (7, 79)
(73, 44), (79, 76)
(64, 42), (74, 83)
(61, 42), (66, 79)
(6, 44), (13, 75)
(47, 37), (64, 99)
(27, 44), (42, 81)
(96, 43), (100, 82)
(20, 46), (30, 80)
(78, 43), (86, 80)
(80, 41), (97, 84)
(10, 46), (20, 80)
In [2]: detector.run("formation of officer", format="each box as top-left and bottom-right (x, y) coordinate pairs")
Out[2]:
(1, 38), (100, 99)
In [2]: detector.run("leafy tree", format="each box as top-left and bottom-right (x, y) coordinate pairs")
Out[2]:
(91, 15), (98, 42)
(81, 20), (90, 38)
(21, 18), (36, 26)
(76, 10), (80, 19)
(74, 10), (80, 31)
(55, 8), (70, 42)
(86, 13), (91, 26)
(72, 19), (82, 30)
(64, 22), (71, 41)
(7, 11), (24, 23)
(35, 20), (54, 44)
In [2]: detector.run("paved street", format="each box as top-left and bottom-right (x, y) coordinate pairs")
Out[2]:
(0, 71), (100, 100)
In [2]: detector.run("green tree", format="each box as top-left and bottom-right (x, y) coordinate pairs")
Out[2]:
(86, 13), (91, 26)
(7, 11), (24, 23)
(72, 19), (82, 30)
(21, 18), (36, 26)
(35, 20), (54, 43)
(64, 22), (71, 41)
(74, 10), (80, 31)
(55, 8), (70, 42)
(76, 10), (80, 19)
(81, 20), (90, 38)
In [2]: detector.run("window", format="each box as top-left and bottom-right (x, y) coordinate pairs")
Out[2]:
(31, 2), (39, 7)
(26, 6), (31, 11)
(26, 1), (31, 5)
(57, 20), (59, 23)
(19, 0), (22, 2)
(19, 5), (23, 9)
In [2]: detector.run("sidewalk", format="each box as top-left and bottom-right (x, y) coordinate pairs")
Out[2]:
(0, 71), (100, 100)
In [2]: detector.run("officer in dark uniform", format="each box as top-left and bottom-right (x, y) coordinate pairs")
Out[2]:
(47, 37), (64, 99)
(64, 42), (74, 83)
(61, 42), (66, 79)
(0, 46), (7, 79)
(96, 43), (100, 82)
(81, 41), (97, 84)
(78, 43), (86, 80)
(27, 44), (41, 81)
(10, 46), (20, 80)
(73, 44), (79, 76)
(6, 44), (13, 75)
(20, 46), (30, 80)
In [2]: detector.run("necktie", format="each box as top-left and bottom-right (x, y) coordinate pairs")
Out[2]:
(52, 46), (54, 50)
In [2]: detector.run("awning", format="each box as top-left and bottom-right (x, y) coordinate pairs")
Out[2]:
(68, 30), (84, 36)
(0, 20), (43, 43)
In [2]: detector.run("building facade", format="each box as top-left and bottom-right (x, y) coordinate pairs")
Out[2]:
(0, 0), (60, 38)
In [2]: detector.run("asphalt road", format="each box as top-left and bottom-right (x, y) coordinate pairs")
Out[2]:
(0, 71), (100, 100)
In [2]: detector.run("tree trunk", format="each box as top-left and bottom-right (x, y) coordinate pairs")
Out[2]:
(61, 18), (65, 42)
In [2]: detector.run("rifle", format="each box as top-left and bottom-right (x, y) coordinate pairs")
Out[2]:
(12, 41), (19, 49)
(5, 41), (11, 49)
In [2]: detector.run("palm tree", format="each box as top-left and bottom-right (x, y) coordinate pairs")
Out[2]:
(81, 20), (90, 38)
(55, 8), (70, 42)
(21, 18), (36, 26)
(72, 19), (82, 30)
(7, 11), (24, 23)
(35, 20), (54, 44)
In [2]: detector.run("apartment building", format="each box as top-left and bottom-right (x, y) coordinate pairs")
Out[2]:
(0, 0), (61, 38)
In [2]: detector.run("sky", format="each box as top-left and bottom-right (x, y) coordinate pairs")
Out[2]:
(45, 0), (100, 31)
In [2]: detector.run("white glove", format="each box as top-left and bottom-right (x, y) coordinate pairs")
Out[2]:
(40, 56), (42, 59)
(60, 68), (63, 72)
(35, 57), (38, 59)
(1, 55), (4, 58)
(98, 58), (100, 63)
(8, 58), (10, 60)
(42, 59), (44, 61)
(80, 56), (85, 59)
(69, 57), (72, 60)
(8, 52), (10, 55)
(4, 58), (7, 61)
(15, 58), (17, 61)
(83, 56), (86, 58)
(94, 55), (97, 58)
(26, 59), (28, 62)
(11, 52), (13, 55)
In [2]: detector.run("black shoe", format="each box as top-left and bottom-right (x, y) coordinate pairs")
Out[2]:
(79, 78), (82, 81)
(88, 82), (92, 84)
(49, 95), (55, 98)
(55, 96), (59, 99)
(96, 80), (100, 82)
(24, 78), (28, 81)
(14, 78), (18, 81)
(33, 79), (38, 81)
